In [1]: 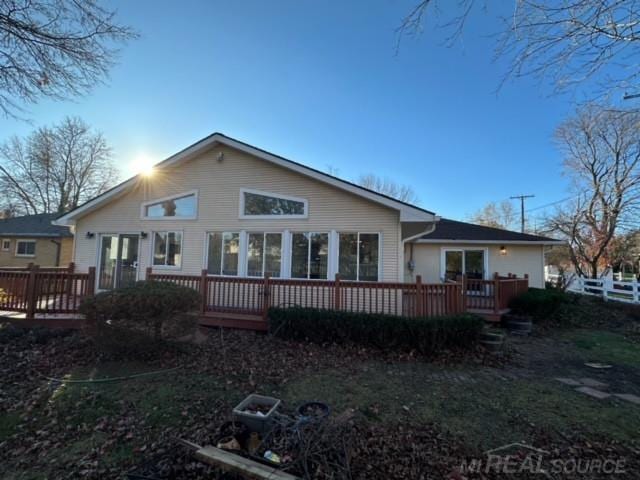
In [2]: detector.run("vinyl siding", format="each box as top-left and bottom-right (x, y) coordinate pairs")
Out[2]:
(0, 237), (65, 267)
(405, 243), (545, 288)
(73, 144), (402, 281)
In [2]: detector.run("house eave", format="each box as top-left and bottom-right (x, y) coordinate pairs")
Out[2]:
(415, 239), (565, 246)
(54, 133), (437, 225)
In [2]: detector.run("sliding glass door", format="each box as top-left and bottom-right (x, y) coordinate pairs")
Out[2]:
(443, 249), (486, 281)
(98, 234), (140, 290)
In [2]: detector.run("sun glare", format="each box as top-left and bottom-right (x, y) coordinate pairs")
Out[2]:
(131, 154), (155, 177)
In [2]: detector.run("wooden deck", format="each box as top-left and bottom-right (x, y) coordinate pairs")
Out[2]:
(200, 311), (268, 331)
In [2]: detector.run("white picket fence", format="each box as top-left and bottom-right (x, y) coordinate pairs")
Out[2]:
(546, 274), (640, 304)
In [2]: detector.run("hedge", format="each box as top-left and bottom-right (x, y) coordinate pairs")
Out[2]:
(508, 287), (568, 321)
(268, 307), (484, 354)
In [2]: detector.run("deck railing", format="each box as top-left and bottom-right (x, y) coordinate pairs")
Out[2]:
(0, 263), (95, 318)
(0, 264), (528, 323)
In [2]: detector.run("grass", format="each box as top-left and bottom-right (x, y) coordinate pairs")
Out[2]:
(562, 329), (640, 367)
(277, 361), (640, 450)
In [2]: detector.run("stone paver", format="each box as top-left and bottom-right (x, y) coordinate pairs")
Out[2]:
(614, 393), (640, 405)
(579, 378), (609, 389)
(555, 377), (583, 386)
(575, 386), (611, 399)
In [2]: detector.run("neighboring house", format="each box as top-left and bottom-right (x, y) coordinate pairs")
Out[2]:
(54, 133), (560, 290)
(0, 214), (73, 267)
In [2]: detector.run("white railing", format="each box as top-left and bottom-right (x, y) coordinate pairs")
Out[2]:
(547, 274), (640, 304)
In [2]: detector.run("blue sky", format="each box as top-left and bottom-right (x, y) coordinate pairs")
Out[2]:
(0, 0), (579, 224)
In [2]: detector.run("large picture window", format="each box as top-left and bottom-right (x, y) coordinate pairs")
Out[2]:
(153, 231), (182, 267)
(241, 189), (307, 218)
(338, 233), (379, 281)
(291, 232), (328, 279)
(143, 192), (197, 219)
(247, 233), (282, 277)
(443, 249), (486, 281)
(207, 232), (240, 276)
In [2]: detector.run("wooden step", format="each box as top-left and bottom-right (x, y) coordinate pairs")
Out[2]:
(467, 308), (510, 323)
(199, 311), (268, 331)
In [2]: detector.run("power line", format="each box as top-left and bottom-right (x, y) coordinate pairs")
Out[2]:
(510, 194), (535, 233)
(525, 195), (578, 213)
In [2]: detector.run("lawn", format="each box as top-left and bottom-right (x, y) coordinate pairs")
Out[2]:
(1, 309), (639, 479)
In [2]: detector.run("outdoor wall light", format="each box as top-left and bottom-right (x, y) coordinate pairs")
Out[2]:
(140, 231), (148, 239)
(499, 245), (507, 256)
(85, 232), (95, 239)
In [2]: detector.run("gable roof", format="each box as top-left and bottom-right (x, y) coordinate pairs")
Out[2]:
(418, 218), (562, 245)
(0, 213), (72, 238)
(55, 133), (437, 225)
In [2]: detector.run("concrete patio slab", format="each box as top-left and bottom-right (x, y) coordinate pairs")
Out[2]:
(579, 378), (609, 389)
(614, 393), (640, 405)
(575, 386), (611, 400)
(555, 377), (583, 386)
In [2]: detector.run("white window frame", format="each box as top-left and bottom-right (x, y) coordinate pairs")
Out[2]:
(204, 231), (241, 277)
(140, 190), (198, 220)
(150, 230), (184, 269)
(1, 239), (10, 251)
(245, 232), (285, 278)
(440, 247), (489, 281)
(15, 239), (36, 257)
(337, 232), (382, 282)
(289, 231), (330, 280)
(239, 188), (308, 219)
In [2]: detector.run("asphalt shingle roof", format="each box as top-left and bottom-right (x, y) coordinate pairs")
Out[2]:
(0, 213), (72, 237)
(422, 218), (559, 243)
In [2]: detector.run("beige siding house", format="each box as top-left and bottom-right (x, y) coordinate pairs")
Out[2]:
(0, 214), (73, 268)
(55, 133), (559, 290)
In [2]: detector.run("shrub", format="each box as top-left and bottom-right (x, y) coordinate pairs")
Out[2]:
(508, 288), (568, 321)
(268, 307), (484, 355)
(80, 281), (201, 358)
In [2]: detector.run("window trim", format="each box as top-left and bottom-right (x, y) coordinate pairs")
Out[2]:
(1, 239), (10, 251)
(337, 232), (381, 282)
(204, 231), (241, 277)
(140, 190), (198, 220)
(289, 231), (330, 280)
(15, 239), (36, 258)
(440, 247), (489, 281)
(245, 231), (284, 278)
(239, 188), (308, 219)
(150, 230), (184, 270)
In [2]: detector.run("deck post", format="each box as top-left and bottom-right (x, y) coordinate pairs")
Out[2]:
(334, 273), (341, 310)
(200, 269), (208, 314)
(66, 262), (75, 296)
(493, 272), (500, 314)
(145, 267), (153, 280)
(25, 264), (39, 320)
(415, 275), (423, 317)
(262, 273), (271, 321)
(461, 274), (467, 313)
(87, 267), (96, 296)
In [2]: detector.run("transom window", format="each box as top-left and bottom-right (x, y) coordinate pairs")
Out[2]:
(247, 233), (282, 277)
(207, 232), (240, 276)
(15, 240), (36, 257)
(240, 189), (307, 218)
(1, 239), (10, 251)
(143, 192), (197, 219)
(152, 231), (182, 267)
(338, 233), (379, 281)
(443, 249), (486, 281)
(291, 232), (328, 279)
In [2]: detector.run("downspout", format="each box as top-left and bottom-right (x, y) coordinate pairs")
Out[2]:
(401, 221), (437, 282)
(50, 239), (61, 266)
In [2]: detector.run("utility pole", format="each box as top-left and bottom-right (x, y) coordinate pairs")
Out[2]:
(510, 194), (535, 233)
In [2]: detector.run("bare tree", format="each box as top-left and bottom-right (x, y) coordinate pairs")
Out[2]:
(469, 200), (517, 230)
(357, 173), (419, 203)
(398, 1), (640, 97)
(545, 105), (640, 278)
(0, 116), (118, 214)
(0, 0), (136, 118)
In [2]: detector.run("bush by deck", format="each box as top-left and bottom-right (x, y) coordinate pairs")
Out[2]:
(268, 307), (484, 354)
